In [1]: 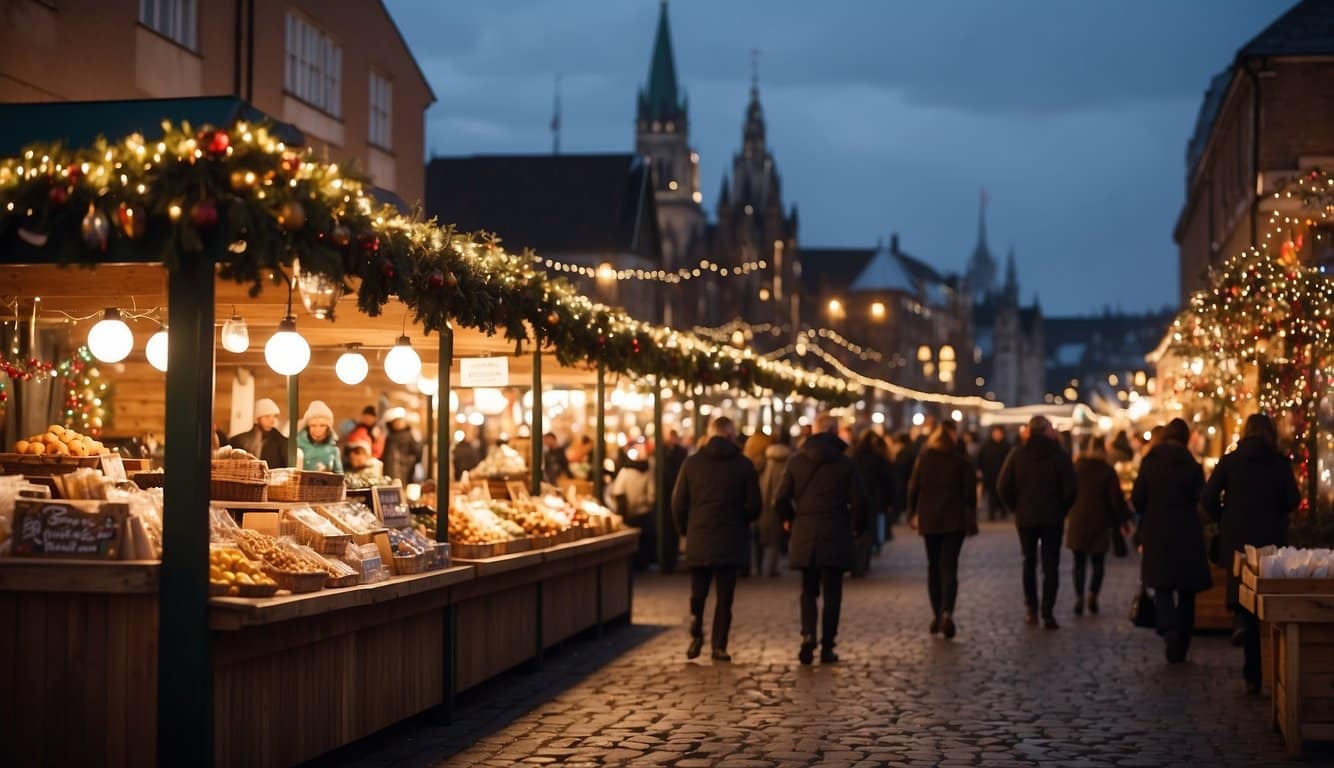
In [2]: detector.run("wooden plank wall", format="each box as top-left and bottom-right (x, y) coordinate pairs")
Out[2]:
(454, 584), (538, 692)
(541, 568), (599, 647)
(0, 592), (158, 767)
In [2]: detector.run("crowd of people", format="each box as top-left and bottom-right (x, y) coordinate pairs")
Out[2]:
(653, 409), (1301, 695)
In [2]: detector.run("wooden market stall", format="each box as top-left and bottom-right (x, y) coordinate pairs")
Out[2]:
(0, 262), (638, 767)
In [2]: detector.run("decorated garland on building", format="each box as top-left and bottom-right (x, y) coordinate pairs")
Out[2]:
(0, 123), (855, 404)
(0, 346), (109, 434)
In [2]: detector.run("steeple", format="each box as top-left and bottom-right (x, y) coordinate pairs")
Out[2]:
(638, 1), (685, 124)
(966, 189), (996, 299)
(742, 51), (766, 157)
(1003, 246), (1019, 304)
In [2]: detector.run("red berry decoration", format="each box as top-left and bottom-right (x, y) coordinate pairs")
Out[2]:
(380, 258), (395, 278)
(200, 128), (230, 156)
(191, 199), (219, 231)
(358, 233), (380, 252)
(49, 185), (69, 207)
(428, 271), (444, 289)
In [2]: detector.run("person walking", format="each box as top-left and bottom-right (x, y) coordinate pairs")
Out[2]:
(1201, 413), (1300, 690)
(1066, 436), (1129, 616)
(671, 416), (762, 662)
(906, 420), (977, 639)
(743, 432), (773, 574)
(888, 433), (916, 530)
(756, 436), (792, 577)
(775, 414), (867, 664)
(851, 430), (893, 574)
(997, 415), (1076, 629)
(381, 407), (422, 484)
(296, 400), (343, 473)
(611, 444), (656, 569)
(1132, 418), (1210, 663)
(976, 426), (1011, 521)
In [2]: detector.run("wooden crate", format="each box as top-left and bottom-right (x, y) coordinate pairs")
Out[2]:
(1258, 594), (1334, 756)
(0, 452), (101, 476)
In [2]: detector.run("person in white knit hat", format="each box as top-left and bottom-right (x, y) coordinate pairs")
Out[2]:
(297, 400), (342, 473)
(227, 397), (289, 468)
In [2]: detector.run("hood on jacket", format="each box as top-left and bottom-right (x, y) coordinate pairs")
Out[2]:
(700, 435), (742, 460)
(1233, 436), (1283, 463)
(1021, 433), (1062, 459)
(765, 443), (792, 461)
(801, 432), (847, 464)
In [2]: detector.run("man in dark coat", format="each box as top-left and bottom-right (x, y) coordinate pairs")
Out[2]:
(1201, 413), (1300, 690)
(976, 426), (1012, 521)
(775, 414), (868, 664)
(228, 397), (289, 468)
(997, 415), (1076, 629)
(671, 416), (761, 662)
(1133, 418), (1210, 663)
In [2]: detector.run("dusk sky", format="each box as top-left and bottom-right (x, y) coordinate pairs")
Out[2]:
(385, 0), (1287, 316)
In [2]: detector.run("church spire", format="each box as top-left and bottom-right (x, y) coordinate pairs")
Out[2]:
(639, 1), (685, 123)
(1003, 246), (1019, 304)
(966, 189), (997, 299)
(742, 49), (765, 156)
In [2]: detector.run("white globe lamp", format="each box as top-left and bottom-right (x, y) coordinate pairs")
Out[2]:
(87, 308), (134, 363)
(264, 316), (310, 376)
(146, 326), (169, 372)
(384, 335), (422, 385)
(335, 345), (369, 385)
(220, 310), (249, 353)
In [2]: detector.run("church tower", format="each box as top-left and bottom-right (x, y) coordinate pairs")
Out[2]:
(965, 191), (997, 302)
(636, 0), (705, 326)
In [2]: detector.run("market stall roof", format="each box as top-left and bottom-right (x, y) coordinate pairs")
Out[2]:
(0, 96), (305, 157)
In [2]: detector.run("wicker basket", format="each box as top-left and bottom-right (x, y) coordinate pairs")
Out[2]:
(324, 572), (360, 589)
(237, 582), (279, 598)
(263, 567), (326, 594)
(279, 513), (353, 555)
(451, 541), (498, 559)
(0, 453), (101, 476)
(211, 457), (269, 482)
(268, 470), (346, 503)
(210, 477), (268, 502)
(393, 552), (425, 575)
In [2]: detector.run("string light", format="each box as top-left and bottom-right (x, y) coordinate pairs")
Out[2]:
(541, 254), (769, 284)
(800, 340), (1001, 409)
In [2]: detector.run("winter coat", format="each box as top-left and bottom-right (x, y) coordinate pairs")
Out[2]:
(976, 437), (1011, 487)
(889, 444), (916, 513)
(297, 428), (343, 473)
(907, 437), (978, 536)
(228, 425), (288, 469)
(1132, 442), (1211, 593)
(852, 445), (894, 518)
(996, 434), (1077, 528)
(611, 459), (655, 519)
(1065, 456), (1128, 554)
(671, 436), (762, 567)
(344, 422), (385, 460)
(382, 426), (422, 483)
(757, 443), (792, 547)
(774, 432), (868, 571)
(542, 443), (571, 485)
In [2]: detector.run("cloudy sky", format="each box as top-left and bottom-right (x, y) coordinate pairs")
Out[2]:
(386, 0), (1287, 315)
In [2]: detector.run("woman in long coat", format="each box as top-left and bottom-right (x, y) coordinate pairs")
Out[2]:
(907, 422), (977, 639)
(851, 430), (894, 575)
(1132, 418), (1209, 663)
(1066, 436), (1129, 616)
(756, 439), (792, 577)
(1201, 413), (1301, 692)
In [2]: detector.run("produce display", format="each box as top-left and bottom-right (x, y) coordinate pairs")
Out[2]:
(317, 501), (382, 535)
(446, 499), (524, 545)
(232, 528), (327, 575)
(470, 444), (527, 478)
(210, 546), (279, 596)
(12, 424), (109, 457)
(431, 490), (621, 553)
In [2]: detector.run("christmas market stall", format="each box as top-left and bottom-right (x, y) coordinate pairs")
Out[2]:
(0, 113), (855, 768)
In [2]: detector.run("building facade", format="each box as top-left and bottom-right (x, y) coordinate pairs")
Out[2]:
(0, 0), (434, 202)
(1175, 0), (1334, 302)
(968, 199), (1045, 406)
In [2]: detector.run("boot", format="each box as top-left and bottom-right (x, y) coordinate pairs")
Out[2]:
(820, 643), (839, 664)
(941, 612), (956, 640)
(686, 616), (703, 660)
(711, 647), (731, 663)
(929, 614), (942, 635)
(1073, 595), (1084, 616)
(1087, 593), (1099, 615)
(798, 634), (817, 665)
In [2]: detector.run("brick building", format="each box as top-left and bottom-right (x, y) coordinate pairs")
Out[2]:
(1175, 0), (1334, 302)
(0, 0), (434, 203)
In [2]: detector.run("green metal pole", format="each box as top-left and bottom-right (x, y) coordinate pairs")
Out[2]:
(593, 363), (606, 501)
(436, 327), (453, 543)
(158, 254), (215, 766)
(531, 347), (543, 496)
(654, 376), (666, 569)
(286, 374), (298, 468)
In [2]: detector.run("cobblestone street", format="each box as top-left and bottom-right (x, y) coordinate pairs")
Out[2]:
(321, 523), (1333, 767)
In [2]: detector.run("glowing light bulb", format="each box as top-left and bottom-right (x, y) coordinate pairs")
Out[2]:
(146, 327), (169, 372)
(87, 308), (133, 363)
(221, 311), (249, 353)
(384, 335), (422, 385)
(264, 316), (309, 375)
(335, 345), (369, 385)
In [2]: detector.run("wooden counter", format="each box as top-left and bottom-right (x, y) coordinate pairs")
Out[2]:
(0, 529), (638, 768)
(1258, 593), (1334, 757)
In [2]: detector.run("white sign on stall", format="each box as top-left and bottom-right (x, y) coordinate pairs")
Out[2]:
(459, 357), (510, 387)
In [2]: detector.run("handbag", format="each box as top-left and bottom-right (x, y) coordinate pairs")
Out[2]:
(1129, 586), (1157, 629)
(1111, 528), (1129, 558)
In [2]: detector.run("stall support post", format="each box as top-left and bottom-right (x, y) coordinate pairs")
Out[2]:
(436, 327), (453, 542)
(531, 347), (543, 496)
(286, 374), (298, 468)
(593, 363), (606, 501)
(159, 257), (215, 767)
(424, 394), (434, 479)
(654, 376), (667, 570)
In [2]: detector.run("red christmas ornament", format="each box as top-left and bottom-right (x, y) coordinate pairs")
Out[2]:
(66, 165), (83, 182)
(281, 152), (302, 175)
(49, 185), (68, 207)
(379, 259), (395, 278)
(202, 128), (230, 156)
(428, 271), (444, 289)
(358, 233), (380, 253)
(191, 198), (219, 230)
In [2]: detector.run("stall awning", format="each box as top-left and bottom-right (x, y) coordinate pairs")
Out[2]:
(0, 96), (305, 157)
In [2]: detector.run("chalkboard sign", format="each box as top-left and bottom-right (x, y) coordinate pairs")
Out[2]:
(13, 499), (127, 559)
(99, 453), (126, 482)
(372, 483), (410, 528)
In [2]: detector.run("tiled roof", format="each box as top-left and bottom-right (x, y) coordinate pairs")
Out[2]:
(1239, 0), (1334, 58)
(798, 248), (875, 295)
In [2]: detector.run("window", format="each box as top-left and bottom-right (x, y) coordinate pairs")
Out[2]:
(284, 12), (342, 117)
(140, 0), (197, 50)
(369, 72), (393, 149)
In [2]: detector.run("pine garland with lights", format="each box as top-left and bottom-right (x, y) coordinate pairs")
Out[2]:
(0, 346), (109, 435)
(0, 122), (856, 405)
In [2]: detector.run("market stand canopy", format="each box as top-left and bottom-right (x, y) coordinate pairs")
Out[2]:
(0, 117), (855, 404)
